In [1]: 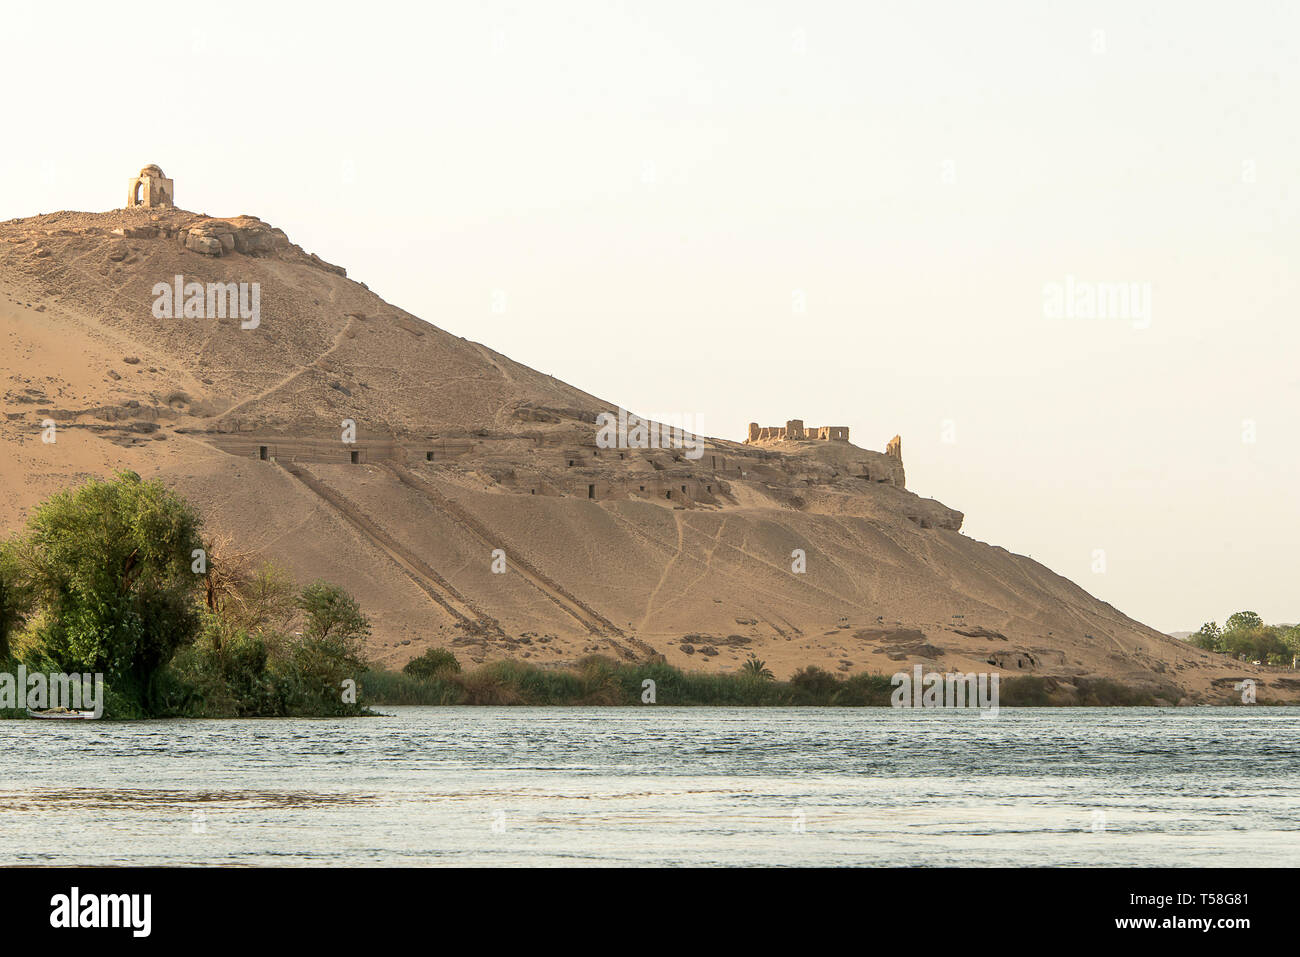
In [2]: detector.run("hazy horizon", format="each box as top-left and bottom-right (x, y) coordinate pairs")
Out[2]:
(4, 0), (1296, 633)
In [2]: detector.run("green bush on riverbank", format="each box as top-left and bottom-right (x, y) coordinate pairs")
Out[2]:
(364, 656), (880, 706)
(360, 656), (1182, 707)
(0, 472), (372, 719)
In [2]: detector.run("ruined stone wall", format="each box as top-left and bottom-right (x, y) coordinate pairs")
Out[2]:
(127, 165), (174, 209)
(204, 433), (405, 465)
(744, 419), (850, 444)
(203, 428), (501, 464)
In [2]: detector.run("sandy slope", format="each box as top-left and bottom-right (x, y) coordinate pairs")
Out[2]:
(1, 206), (1292, 704)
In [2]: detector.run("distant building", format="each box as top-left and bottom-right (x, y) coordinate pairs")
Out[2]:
(745, 419), (849, 443)
(127, 165), (174, 209)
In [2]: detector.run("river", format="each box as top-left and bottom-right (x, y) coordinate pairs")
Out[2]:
(1, 707), (1295, 866)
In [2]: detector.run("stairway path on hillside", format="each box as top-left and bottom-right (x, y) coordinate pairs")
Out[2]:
(278, 461), (505, 638)
(384, 464), (658, 661)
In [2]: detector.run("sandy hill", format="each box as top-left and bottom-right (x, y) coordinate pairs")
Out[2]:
(2, 199), (1292, 703)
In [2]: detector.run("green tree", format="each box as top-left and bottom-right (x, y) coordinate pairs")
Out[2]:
(1283, 625), (1300, 658)
(740, 655), (775, 680)
(289, 581), (370, 714)
(789, 665), (841, 702)
(1224, 610), (1264, 633)
(403, 647), (461, 680)
(20, 471), (204, 697)
(0, 540), (35, 661)
(1223, 625), (1287, 664)
(1187, 621), (1223, 653)
(298, 580), (371, 645)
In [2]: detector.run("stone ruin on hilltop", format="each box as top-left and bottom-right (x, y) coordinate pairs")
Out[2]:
(745, 418), (849, 443)
(127, 165), (173, 209)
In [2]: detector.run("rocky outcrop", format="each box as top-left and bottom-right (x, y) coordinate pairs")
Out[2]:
(902, 495), (964, 531)
(184, 230), (225, 256)
(173, 216), (345, 276)
(179, 217), (289, 258)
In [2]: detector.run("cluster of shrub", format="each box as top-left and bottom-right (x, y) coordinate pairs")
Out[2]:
(0, 471), (371, 718)
(363, 648), (1173, 707)
(362, 650), (897, 706)
(1184, 612), (1300, 666)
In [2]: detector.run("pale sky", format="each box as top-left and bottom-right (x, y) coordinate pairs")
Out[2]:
(4, 1), (1296, 633)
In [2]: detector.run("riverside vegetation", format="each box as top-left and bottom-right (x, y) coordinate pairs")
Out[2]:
(360, 647), (1184, 707)
(0, 471), (369, 718)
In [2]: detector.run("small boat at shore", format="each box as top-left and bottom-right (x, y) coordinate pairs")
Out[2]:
(26, 708), (99, 720)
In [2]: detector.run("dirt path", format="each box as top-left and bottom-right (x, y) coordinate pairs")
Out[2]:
(217, 309), (356, 422)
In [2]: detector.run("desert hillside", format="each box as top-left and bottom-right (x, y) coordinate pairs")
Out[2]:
(2, 198), (1291, 703)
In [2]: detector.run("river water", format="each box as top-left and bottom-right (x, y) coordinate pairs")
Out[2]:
(1, 707), (1296, 866)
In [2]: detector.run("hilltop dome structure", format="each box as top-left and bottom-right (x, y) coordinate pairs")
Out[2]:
(126, 165), (173, 209)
